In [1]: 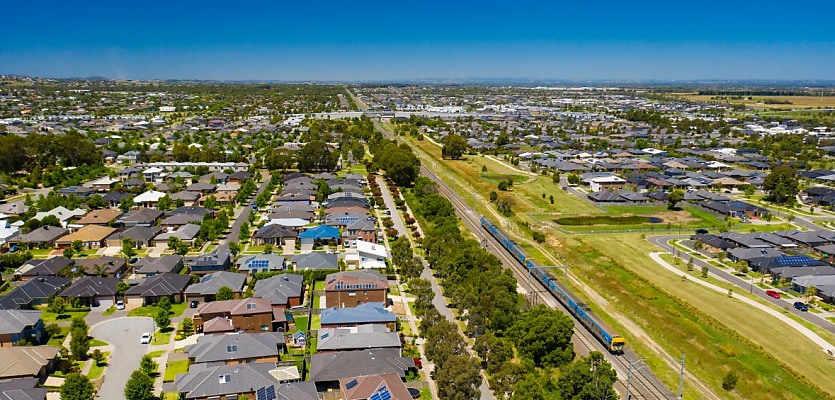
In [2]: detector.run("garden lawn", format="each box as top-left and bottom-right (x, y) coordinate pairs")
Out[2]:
(153, 329), (173, 345)
(47, 326), (70, 347)
(128, 302), (187, 318)
(87, 352), (109, 380)
(40, 310), (89, 323)
(292, 316), (309, 332)
(88, 338), (108, 347)
(163, 359), (191, 382)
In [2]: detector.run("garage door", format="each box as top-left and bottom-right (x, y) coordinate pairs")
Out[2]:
(93, 298), (113, 310)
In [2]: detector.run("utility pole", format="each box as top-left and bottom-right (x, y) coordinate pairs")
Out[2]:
(625, 358), (643, 400)
(679, 354), (685, 400)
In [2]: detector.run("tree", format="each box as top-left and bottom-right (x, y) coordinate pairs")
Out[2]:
(489, 191), (498, 202)
(567, 174), (581, 185)
(124, 370), (154, 400)
(40, 214), (62, 227)
(91, 349), (105, 366)
(434, 355), (481, 400)
(763, 165), (799, 204)
(70, 327), (90, 360)
(510, 305), (574, 367)
(473, 333), (513, 374)
(805, 286), (818, 303)
(297, 140), (338, 172)
(60, 373), (95, 400)
(722, 371), (738, 391)
(157, 296), (172, 313)
(229, 242), (241, 259)
(667, 189), (684, 210)
(155, 309), (171, 332)
(139, 354), (158, 375)
(45, 323), (62, 339)
(441, 134), (468, 160)
(558, 351), (617, 400)
(496, 196), (515, 216)
(181, 318), (194, 335)
(157, 194), (172, 211)
(119, 195), (134, 212)
(72, 240), (83, 253)
(701, 265), (709, 278)
(62, 246), (75, 259)
(122, 237), (136, 259)
(48, 296), (67, 315)
(204, 194), (217, 209)
(216, 286), (235, 301)
(117, 280), (130, 296)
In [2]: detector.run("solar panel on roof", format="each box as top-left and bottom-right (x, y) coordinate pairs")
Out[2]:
(265, 386), (275, 399)
(370, 386), (392, 400)
(346, 379), (358, 390)
(256, 387), (268, 400)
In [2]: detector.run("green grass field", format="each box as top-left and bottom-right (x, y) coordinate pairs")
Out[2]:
(128, 302), (187, 318)
(87, 352), (109, 380)
(163, 359), (190, 382)
(40, 309), (90, 322)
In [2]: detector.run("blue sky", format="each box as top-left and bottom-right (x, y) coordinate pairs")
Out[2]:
(2, 1), (834, 81)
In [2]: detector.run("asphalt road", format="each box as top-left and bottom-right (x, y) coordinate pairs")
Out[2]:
(90, 317), (156, 399)
(223, 170), (271, 244)
(649, 234), (835, 336)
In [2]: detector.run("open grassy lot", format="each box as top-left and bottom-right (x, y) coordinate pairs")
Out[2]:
(163, 359), (191, 382)
(676, 94), (835, 109)
(128, 302), (187, 318)
(577, 233), (835, 399)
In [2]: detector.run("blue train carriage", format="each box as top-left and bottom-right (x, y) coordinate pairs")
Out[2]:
(574, 302), (626, 353)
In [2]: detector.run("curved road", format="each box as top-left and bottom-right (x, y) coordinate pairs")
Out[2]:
(648, 234), (835, 337)
(90, 317), (156, 399)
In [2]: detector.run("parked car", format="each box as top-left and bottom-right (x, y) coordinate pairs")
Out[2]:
(413, 358), (422, 368)
(695, 228), (709, 234)
(140, 332), (152, 344)
(116, 300), (125, 310)
(794, 301), (809, 312)
(190, 300), (199, 308)
(766, 290), (781, 299)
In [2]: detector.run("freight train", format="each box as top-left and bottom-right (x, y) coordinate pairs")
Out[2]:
(481, 217), (625, 353)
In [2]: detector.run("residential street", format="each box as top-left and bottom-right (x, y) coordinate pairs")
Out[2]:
(648, 234), (835, 336)
(223, 170), (271, 244)
(89, 317), (156, 399)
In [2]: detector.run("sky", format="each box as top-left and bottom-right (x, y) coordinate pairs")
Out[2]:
(2, 1), (834, 82)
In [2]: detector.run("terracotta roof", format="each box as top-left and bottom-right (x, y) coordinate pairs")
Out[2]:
(55, 225), (116, 244)
(75, 208), (123, 225)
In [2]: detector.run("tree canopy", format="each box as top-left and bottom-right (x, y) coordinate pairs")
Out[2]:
(60, 373), (95, 400)
(509, 305), (574, 367)
(442, 133), (468, 160)
(763, 165), (799, 204)
(297, 140), (338, 172)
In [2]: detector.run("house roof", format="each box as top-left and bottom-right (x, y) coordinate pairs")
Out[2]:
(73, 256), (126, 276)
(107, 226), (163, 243)
(186, 271), (246, 295)
(356, 241), (387, 259)
(309, 348), (414, 383)
(274, 382), (319, 400)
(253, 224), (297, 240)
(175, 363), (279, 399)
(299, 225), (340, 240)
(17, 225), (68, 243)
(154, 224), (200, 241)
(317, 326), (401, 352)
(325, 270), (389, 291)
(125, 273), (191, 297)
(0, 347), (59, 379)
(195, 297), (272, 316)
(120, 208), (164, 224)
(75, 208), (123, 225)
(61, 276), (119, 298)
(253, 274), (303, 306)
(202, 316), (234, 334)
(320, 302), (396, 325)
(184, 332), (285, 364)
(134, 255), (184, 275)
(339, 373), (413, 400)
(0, 276), (71, 310)
(0, 310), (42, 335)
(134, 190), (167, 203)
(55, 225), (116, 244)
(16, 257), (73, 277)
(293, 252), (338, 270)
(33, 207), (86, 223)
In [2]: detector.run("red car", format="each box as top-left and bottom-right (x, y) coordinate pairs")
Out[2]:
(766, 290), (781, 299)
(413, 358), (422, 368)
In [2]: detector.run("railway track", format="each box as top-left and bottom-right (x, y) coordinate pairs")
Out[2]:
(420, 164), (675, 400)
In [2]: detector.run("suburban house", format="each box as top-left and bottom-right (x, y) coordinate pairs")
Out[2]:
(60, 276), (119, 308)
(0, 378), (48, 399)
(15, 257), (73, 281)
(339, 373), (413, 400)
(134, 255), (184, 276)
(105, 226), (162, 248)
(73, 256), (128, 278)
(253, 273), (305, 309)
(74, 208), (123, 226)
(33, 207), (85, 228)
(298, 225), (340, 245)
(193, 297), (274, 334)
(236, 254), (286, 275)
(125, 273), (191, 307)
(174, 363), (315, 400)
(0, 310), (45, 346)
(15, 226), (68, 248)
(320, 303), (397, 329)
(0, 346), (59, 382)
(325, 270), (389, 308)
(152, 224), (200, 245)
(0, 276), (71, 310)
(133, 190), (167, 208)
(342, 219), (377, 247)
(184, 332), (286, 366)
(189, 246), (232, 274)
(354, 240), (388, 270)
(160, 214), (203, 229)
(54, 225), (116, 249)
(252, 224), (297, 246)
(308, 348), (414, 391)
(185, 271), (247, 304)
(316, 325), (401, 354)
(292, 252), (338, 271)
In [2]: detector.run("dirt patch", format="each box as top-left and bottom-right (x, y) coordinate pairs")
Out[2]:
(655, 210), (699, 224)
(547, 236), (562, 248)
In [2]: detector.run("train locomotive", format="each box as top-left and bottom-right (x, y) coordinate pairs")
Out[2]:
(481, 217), (625, 353)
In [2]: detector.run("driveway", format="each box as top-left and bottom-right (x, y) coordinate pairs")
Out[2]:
(90, 317), (156, 399)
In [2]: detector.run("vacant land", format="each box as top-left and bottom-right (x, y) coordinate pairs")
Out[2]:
(677, 94), (835, 109)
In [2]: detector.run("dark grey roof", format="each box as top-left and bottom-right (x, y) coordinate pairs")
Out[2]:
(17, 226), (68, 243)
(316, 326), (401, 352)
(185, 271), (245, 295)
(253, 224), (297, 240)
(184, 332), (284, 364)
(161, 213), (203, 226)
(308, 348), (414, 383)
(125, 273), (191, 297)
(119, 208), (164, 224)
(61, 276), (119, 298)
(274, 382), (318, 400)
(292, 252), (338, 270)
(134, 255), (184, 275)
(175, 363), (278, 399)
(0, 276), (71, 310)
(0, 310), (42, 335)
(19, 257), (73, 277)
(106, 226), (162, 243)
(191, 246), (231, 269)
(253, 274), (303, 306)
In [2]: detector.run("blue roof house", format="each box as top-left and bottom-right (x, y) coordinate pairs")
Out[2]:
(299, 225), (340, 244)
(320, 302), (396, 329)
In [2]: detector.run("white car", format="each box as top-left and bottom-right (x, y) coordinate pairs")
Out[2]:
(140, 332), (152, 344)
(115, 301), (125, 310)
